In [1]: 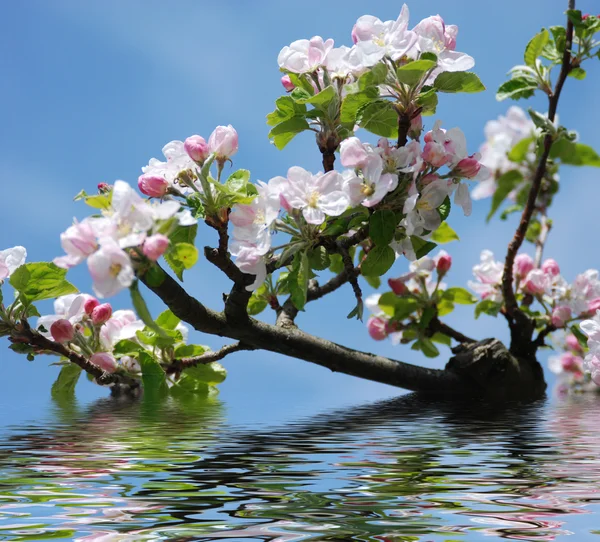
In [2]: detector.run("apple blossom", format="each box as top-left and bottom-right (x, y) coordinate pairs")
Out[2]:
(453, 182), (472, 216)
(84, 297), (100, 315)
(142, 234), (170, 261)
(468, 250), (503, 302)
(542, 258), (561, 277)
(343, 155), (398, 208)
(0, 246), (26, 280)
(368, 316), (389, 341)
(90, 352), (118, 374)
(87, 238), (135, 298)
(91, 303), (113, 326)
(566, 334), (583, 353)
(284, 167), (348, 224)
(120, 355), (141, 374)
(99, 309), (145, 350)
(588, 298), (600, 314)
(435, 250), (452, 274)
(50, 319), (75, 343)
(183, 135), (210, 163)
(388, 277), (409, 296)
(522, 269), (549, 296)
(208, 125), (238, 161)
(229, 239), (268, 291)
(278, 36), (334, 73)
(37, 294), (88, 337)
(551, 306), (572, 328)
(402, 178), (450, 235)
(53, 218), (109, 269)
(514, 253), (535, 279)
(138, 174), (169, 198)
(340, 137), (373, 169)
(281, 74), (295, 92)
(141, 140), (197, 192)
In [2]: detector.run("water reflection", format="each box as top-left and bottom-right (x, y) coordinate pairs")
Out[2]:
(1, 393), (600, 540)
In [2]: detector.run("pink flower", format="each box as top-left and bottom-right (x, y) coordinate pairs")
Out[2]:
(408, 115), (423, 140)
(339, 137), (371, 168)
(84, 297), (100, 315)
(435, 250), (452, 274)
(184, 135), (210, 163)
(388, 277), (408, 296)
(54, 218), (106, 269)
(522, 269), (549, 295)
(367, 317), (388, 341)
(422, 140), (449, 167)
(90, 352), (118, 374)
(452, 156), (483, 179)
(277, 36), (334, 73)
(566, 334), (583, 353)
(50, 319), (75, 343)
(142, 234), (170, 261)
(560, 352), (582, 373)
(208, 125), (239, 160)
(281, 75), (295, 92)
(91, 303), (113, 325)
(588, 297), (600, 314)
(514, 253), (534, 279)
(138, 174), (169, 198)
(542, 258), (560, 277)
(87, 238), (135, 298)
(551, 305), (571, 328)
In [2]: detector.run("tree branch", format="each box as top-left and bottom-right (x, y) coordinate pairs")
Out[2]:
(397, 112), (410, 148)
(534, 211), (552, 268)
(168, 341), (253, 374)
(501, 2), (574, 349)
(430, 317), (475, 344)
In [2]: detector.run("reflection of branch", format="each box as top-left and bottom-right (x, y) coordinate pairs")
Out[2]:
(169, 341), (253, 374)
(501, 2), (575, 353)
(15, 320), (138, 388)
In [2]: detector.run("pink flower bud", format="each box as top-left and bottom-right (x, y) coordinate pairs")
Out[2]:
(588, 297), (600, 314)
(50, 319), (75, 343)
(281, 74), (295, 92)
(452, 156), (482, 179)
(84, 297), (100, 315)
(566, 333), (583, 353)
(582, 13), (590, 20)
(91, 303), (113, 325)
(351, 24), (359, 44)
(208, 124), (239, 160)
(408, 115), (423, 140)
(367, 316), (389, 341)
(522, 269), (548, 295)
(184, 135), (210, 163)
(560, 352), (581, 373)
(514, 253), (534, 278)
(142, 234), (170, 261)
(422, 141), (449, 167)
(420, 173), (441, 186)
(90, 352), (118, 374)
(435, 250), (452, 274)
(541, 258), (560, 277)
(388, 277), (408, 296)
(551, 305), (571, 328)
(97, 182), (111, 193)
(138, 174), (168, 198)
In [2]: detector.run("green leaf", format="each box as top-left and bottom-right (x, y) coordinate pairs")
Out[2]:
(369, 210), (397, 246)
(475, 299), (502, 319)
(361, 245), (395, 277)
(438, 196), (451, 221)
(396, 59), (436, 87)
(165, 242), (199, 281)
(291, 87), (312, 102)
(247, 283), (269, 316)
(508, 136), (534, 162)
(130, 280), (169, 339)
(568, 67), (586, 80)
(433, 71), (485, 93)
(442, 287), (477, 305)
(549, 140), (600, 167)
(268, 116), (310, 150)
(174, 344), (209, 358)
(304, 85), (337, 108)
(139, 351), (168, 398)
(10, 262), (78, 302)
(524, 29), (549, 66)
(431, 332), (452, 346)
(437, 298), (455, 317)
(356, 100), (398, 138)
(51, 364), (82, 398)
(496, 78), (538, 101)
(410, 237), (437, 260)
(155, 309), (180, 330)
(378, 292), (419, 320)
(288, 252), (310, 310)
(112, 339), (145, 356)
(266, 96), (307, 126)
(328, 253), (344, 274)
(82, 193), (112, 210)
(487, 170), (524, 221)
(416, 88), (438, 116)
(185, 361), (227, 385)
(570, 324), (588, 349)
(340, 88), (379, 127)
(431, 221), (459, 244)
(419, 52), (438, 62)
(358, 62), (388, 90)
(363, 275), (381, 289)
(136, 328), (182, 348)
(414, 338), (440, 358)
(308, 246), (330, 271)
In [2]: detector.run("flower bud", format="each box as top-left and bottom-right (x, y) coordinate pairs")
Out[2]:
(588, 297), (600, 314)
(367, 316), (388, 341)
(84, 297), (100, 315)
(522, 269), (548, 295)
(420, 173), (440, 186)
(541, 258), (560, 277)
(408, 115), (423, 140)
(452, 156), (482, 179)
(142, 234), (170, 261)
(435, 250), (452, 275)
(97, 182), (111, 193)
(388, 277), (408, 296)
(50, 319), (75, 343)
(90, 352), (118, 373)
(91, 303), (113, 325)
(281, 74), (295, 92)
(208, 125), (238, 160)
(138, 174), (168, 198)
(514, 253), (534, 278)
(184, 135), (210, 163)
(422, 141), (449, 167)
(551, 305), (571, 328)
(566, 333), (583, 353)
(560, 352), (581, 373)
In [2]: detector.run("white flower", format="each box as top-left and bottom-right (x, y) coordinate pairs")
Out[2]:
(467, 250), (504, 302)
(54, 217), (110, 269)
(229, 239), (268, 292)
(37, 294), (89, 337)
(87, 238), (135, 298)
(278, 36), (334, 73)
(344, 155), (398, 208)
(284, 167), (348, 225)
(0, 246), (26, 280)
(402, 178), (450, 236)
(100, 309), (145, 349)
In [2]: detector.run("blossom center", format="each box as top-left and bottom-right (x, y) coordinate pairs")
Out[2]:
(254, 209), (266, 225)
(109, 263), (122, 278)
(417, 199), (433, 211)
(307, 191), (320, 208)
(361, 184), (375, 197)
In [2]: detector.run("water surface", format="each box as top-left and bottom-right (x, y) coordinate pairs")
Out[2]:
(1, 393), (600, 540)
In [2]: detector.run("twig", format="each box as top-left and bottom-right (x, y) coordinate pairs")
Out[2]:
(430, 317), (475, 344)
(534, 211), (552, 268)
(168, 341), (253, 374)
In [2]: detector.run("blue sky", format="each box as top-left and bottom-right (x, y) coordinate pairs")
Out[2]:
(1, 0), (598, 425)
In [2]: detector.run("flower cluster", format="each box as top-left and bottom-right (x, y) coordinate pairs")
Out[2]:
(36, 293), (190, 376)
(548, 332), (587, 389)
(277, 6), (473, 85)
(581, 311), (600, 386)
(468, 250), (600, 326)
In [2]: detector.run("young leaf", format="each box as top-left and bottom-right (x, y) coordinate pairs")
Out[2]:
(130, 280), (168, 338)
(524, 29), (549, 67)
(508, 136), (535, 163)
(550, 140), (600, 167)
(10, 262), (78, 302)
(431, 222), (459, 244)
(442, 287), (477, 305)
(496, 78), (538, 101)
(356, 100), (399, 138)
(369, 210), (397, 246)
(487, 170), (524, 221)
(410, 237), (437, 260)
(433, 72), (485, 93)
(268, 117), (310, 150)
(340, 87), (379, 127)
(396, 59), (436, 87)
(138, 351), (169, 398)
(361, 245), (395, 277)
(288, 252), (310, 310)
(51, 364), (82, 398)
(378, 292), (419, 320)
(475, 299), (502, 318)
